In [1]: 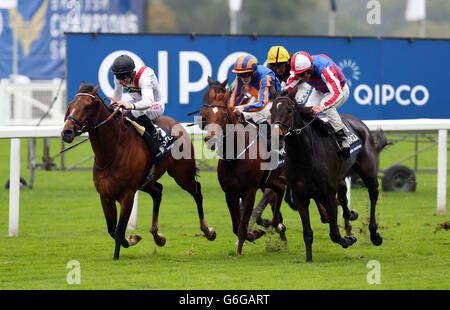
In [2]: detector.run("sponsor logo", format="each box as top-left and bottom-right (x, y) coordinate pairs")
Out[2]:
(354, 84), (429, 106)
(338, 59), (360, 88)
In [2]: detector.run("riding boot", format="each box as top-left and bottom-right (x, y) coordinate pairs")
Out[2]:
(335, 129), (351, 154)
(136, 115), (164, 159)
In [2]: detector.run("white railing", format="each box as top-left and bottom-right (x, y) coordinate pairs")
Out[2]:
(0, 79), (66, 126)
(1, 120), (448, 236)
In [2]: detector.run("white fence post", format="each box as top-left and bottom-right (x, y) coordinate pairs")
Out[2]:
(9, 138), (21, 237)
(437, 129), (447, 214)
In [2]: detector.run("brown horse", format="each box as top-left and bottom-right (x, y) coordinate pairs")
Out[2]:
(270, 88), (386, 262)
(198, 78), (287, 254)
(61, 82), (216, 260)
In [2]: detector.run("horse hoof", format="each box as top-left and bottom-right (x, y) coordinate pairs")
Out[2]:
(205, 227), (216, 241)
(344, 235), (357, 247)
(127, 234), (142, 246)
(349, 210), (359, 221)
(275, 223), (286, 234)
(371, 232), (383, 246)
(153, 233), (166, 247)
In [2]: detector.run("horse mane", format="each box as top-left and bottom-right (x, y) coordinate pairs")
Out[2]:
(294, 103), (330, 135)
(79, 83), (117, 117)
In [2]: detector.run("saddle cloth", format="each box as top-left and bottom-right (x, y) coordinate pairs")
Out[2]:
(318, 117), (363, 157)
(125, 117), (177, 164)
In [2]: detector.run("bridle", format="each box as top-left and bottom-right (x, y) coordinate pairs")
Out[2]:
(272, 96), (316, 136)
(66, 92), (123, 134)
(66, 92), (125, 170)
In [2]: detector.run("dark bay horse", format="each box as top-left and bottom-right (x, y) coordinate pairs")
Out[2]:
(199, 78), (287, 254)
(270, 88), (386, 262)
(61, 82), (216, 260)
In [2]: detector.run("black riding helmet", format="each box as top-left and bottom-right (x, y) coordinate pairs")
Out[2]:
(111, 54), (135, 80)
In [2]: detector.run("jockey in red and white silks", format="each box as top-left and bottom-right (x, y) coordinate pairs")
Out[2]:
(113, 65), (164, 121)
(285, 51), (351, 152)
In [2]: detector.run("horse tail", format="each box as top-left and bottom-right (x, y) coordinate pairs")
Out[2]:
(374, 129), (390, 154)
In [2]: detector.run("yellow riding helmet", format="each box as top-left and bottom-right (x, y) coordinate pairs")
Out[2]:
(267, 46), (290, 64)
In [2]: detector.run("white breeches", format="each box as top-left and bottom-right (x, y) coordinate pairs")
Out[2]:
(295, 83), (350, 132)
(129, 101), (165, 121)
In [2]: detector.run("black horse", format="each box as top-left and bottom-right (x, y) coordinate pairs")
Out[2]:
(270, 88), (387, 262)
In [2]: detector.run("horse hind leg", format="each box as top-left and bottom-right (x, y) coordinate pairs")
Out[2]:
(353, 162), (383, 246)
(325, 195), (357, 250)
(193, 181), (216, 241)
(143, 182), (167, 247)
(168, 164), (216, 241)
(363, 175), (383, 246)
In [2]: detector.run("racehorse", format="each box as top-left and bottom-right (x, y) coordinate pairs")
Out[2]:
(61, 82), (216, 260)
(270, 87), (386, 262)
(199, 77), (287, 254)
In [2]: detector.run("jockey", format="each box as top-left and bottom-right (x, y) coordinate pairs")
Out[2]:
(285, 51), (351, 153)
(266, 46), (291, 87)
(229, 54), (281, 124)
(229, 54), (282, 158)
(111, 54), (165, 159)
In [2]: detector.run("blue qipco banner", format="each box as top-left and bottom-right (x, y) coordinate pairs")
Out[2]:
(0, 0), (144, 79)
(66, 33), (450, 121)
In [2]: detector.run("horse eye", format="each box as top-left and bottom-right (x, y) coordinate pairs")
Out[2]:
(84, 105), (92, 111)
(287, 107), (293, 113)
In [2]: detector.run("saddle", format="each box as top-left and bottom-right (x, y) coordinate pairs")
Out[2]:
(317, 117), (363, 157)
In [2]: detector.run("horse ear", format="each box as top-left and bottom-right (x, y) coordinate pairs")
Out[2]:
(270, 86), (280, 100)
(78, 81), (85, 91)
(207, 76), (213, 85)
(92, 85), (99, 94)
(288, 85), (299, 100)
(221, 78), (229, 89)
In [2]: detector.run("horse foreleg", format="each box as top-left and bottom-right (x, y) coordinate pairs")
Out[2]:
(225, 192), (240, 238)
(169, 165), (216, 241)
(249, 188), (272, 229)
(237, 188), (259, 255)
(100, 195), (117, 240)
(271, 193), (287, 243)
(145, 182), (166, 247)
(294, 194), (313, 262)
(114, 191), (141, 260)
(325, 194), (357, 250)
(337, 180), (358, 237)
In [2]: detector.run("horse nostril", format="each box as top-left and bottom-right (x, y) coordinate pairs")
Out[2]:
(64, 129), (73, 136)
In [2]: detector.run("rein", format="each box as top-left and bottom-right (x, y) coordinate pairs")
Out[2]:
(66, 93), (125, 134)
